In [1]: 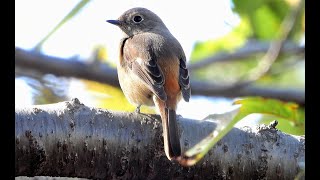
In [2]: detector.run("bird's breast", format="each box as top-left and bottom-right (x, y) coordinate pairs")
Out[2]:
(117, 65), (154, 106)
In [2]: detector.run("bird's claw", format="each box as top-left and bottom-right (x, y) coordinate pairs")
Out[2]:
(135, 105), (141, 114)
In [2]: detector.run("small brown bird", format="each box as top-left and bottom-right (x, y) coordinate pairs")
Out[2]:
(107, 7), (190, 160)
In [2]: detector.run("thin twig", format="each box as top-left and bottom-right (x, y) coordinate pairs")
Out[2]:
(34, 0), (91, 51)
(240, 0), (304, 86)
(199, 0), (305, 91)
(188, 42), (304, 70)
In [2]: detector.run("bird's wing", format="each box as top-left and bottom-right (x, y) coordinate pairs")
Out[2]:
(121, 37), (167, 101)
(178, 55), (191, 102)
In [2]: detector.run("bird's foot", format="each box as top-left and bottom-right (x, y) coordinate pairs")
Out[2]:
(135, 105), (141, 114)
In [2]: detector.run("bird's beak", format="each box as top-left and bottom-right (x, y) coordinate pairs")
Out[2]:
(106, 20), (121, 26)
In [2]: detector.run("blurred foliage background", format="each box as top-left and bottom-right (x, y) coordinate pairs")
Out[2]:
(15, 0), (305, 135)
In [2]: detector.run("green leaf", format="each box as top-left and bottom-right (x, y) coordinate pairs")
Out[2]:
(179, 107), (241, 166)
(190, 18), (251, 62)
(232, 0), (291, 40)
(232, 0), (265, 16)
(233, 97), (303, 125)
(178, 97), (303, 166)
(34, 0), (91, 51)
(251, 5), (281, 39)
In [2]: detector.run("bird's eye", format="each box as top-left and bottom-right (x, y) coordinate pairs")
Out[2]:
(133, 15), (143, 23)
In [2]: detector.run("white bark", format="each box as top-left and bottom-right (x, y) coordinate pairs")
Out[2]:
(15, 99), (305, 179)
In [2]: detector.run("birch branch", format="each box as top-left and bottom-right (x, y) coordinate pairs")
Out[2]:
(15, 99), (305, 179)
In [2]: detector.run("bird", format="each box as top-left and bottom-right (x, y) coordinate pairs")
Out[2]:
(107, 7), (190, 160)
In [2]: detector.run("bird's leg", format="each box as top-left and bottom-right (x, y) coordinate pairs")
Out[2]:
(176, 114), (183, 119)
(135, 105), (141, 114)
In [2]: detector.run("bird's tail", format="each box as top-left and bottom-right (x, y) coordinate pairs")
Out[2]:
(154, 97), (181, 160)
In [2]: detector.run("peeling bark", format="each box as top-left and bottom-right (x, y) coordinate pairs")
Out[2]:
(15, 99), (305, 179)
(15, 176), (89, 180)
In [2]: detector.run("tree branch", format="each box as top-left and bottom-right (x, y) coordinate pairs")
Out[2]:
(15, 48), (119, 87)
(15, 47), (305, 104)
(188, 41), (304, 70)
(190, 0), (305, 95)
(222, 0), (304, 90)
(15, 99), (305, 179)
(191, 80), (305, 105)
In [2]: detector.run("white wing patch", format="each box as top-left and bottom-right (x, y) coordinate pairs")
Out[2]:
(136, 57), (143, 65)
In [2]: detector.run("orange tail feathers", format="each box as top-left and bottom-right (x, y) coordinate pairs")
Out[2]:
(153, 96), (181, 160)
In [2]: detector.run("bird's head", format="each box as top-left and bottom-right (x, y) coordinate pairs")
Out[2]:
(107, 7), (168, 37)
